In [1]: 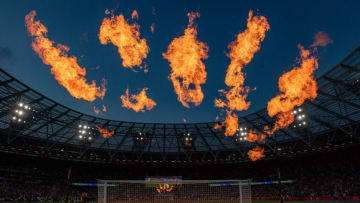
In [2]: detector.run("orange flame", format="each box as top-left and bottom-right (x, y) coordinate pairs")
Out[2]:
(215, 10), (269, 136)
(150, 23), (155, 33)
(156, 184), (174, 194)
(163, 12), (209, 108)
(93, 106), (100, 115)
(25, 10), (106, 102)
(248, 146), (264, 161)
(120, 88), (156, 112)
(310, 31), (333, 48)
(216, 112), (238, 136)
(246, 130), (266, 143)
(97, 126), (115, 138)
(131, 10), (139, 20)
(99, 10), (149, 70)
(102, 104), (107, 112)
(267, 45), (318, 132)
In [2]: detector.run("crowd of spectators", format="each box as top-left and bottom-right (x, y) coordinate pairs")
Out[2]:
(0, 147), (359, 202)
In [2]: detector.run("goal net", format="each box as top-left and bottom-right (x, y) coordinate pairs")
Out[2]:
(98, 179), (251, 203)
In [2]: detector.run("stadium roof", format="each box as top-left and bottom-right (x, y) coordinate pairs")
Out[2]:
(0, 46), (359, 163)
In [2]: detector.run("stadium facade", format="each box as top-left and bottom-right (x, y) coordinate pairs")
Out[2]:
(0, 46), (359, 164)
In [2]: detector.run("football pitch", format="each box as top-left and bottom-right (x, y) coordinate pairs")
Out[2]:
(88, 201), (346, 203)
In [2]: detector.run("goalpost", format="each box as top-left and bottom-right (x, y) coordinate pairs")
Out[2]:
(98, 179), (251, 203)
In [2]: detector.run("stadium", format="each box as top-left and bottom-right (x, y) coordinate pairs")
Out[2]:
(1, 1), (360, 203)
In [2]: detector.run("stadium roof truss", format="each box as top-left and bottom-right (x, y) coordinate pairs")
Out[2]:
(0, 46), (360, 163)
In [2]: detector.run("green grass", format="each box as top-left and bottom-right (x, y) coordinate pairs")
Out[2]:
(87, 201), (345, 203)
(22, 201), (345, 203)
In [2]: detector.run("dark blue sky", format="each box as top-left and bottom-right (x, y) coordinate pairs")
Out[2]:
(0, 0), (359, 123)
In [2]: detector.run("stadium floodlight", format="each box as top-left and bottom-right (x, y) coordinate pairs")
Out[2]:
(182, 132), (193, 147)
(10, 101), (34, 126)
(291, 107), (307, 129)
(234, 126), (248, 143)
(132, 132), (149, 150)
(77, 123), (96, 142)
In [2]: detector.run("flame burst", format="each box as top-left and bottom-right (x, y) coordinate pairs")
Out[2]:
(93, 106), (100, 115)
(99, 10), (149, 70)
(246, 130), (266, 143)
(248, 146), (264, 161)
(163, 12), (209, 108)
(150, 23), (155, 33)
(131, 10), (139, 20)
(97, 126), (115, 138)
(215, 10), (269, 135)
(25, 11), (106, 102)
(311, 31), (333, 48)
(120, 88), (156, 112)
(267, 45), (318, 132)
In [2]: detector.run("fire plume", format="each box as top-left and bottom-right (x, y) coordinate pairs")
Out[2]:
(131, 10), (139, 20)
(97, 126), (115, 138)
(311, 31), (333, 48)
(246, 130), (266, 143)
(215, 111), (239, 136)
(150, 23), (155, 33)
(93, 106), (100, 115)
(99, 10), (149, 70)
(25, 10), (106, 102)
(248, 146), (264, 161)
(215, 10), (269, 136)
(120, 88), (156, 112)
(267, 45), (318, 132)
(163, 12), (209, 108)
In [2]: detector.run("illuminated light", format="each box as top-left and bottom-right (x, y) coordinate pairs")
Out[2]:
(88, 137), (92, 140)
(19, 103), (23, 107)
(18, 111), (23, 115)
(82, 131), (85, 134)
(18, 119), (21, 122)
(24, 105), (28, 109)
(163, 12), (209, 108)
(303, 121), (306, 125)
(79, 125), (82, 128)
(79, 135), (83, 139)
(240, 128), (243, 131)
(12, 116), (16, 120)
(99, 9), (149, 71)
(298, 108), (302, 112)
(15, 110), (18, 113)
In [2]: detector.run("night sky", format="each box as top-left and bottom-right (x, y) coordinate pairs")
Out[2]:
(0, 0), (359, 123)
